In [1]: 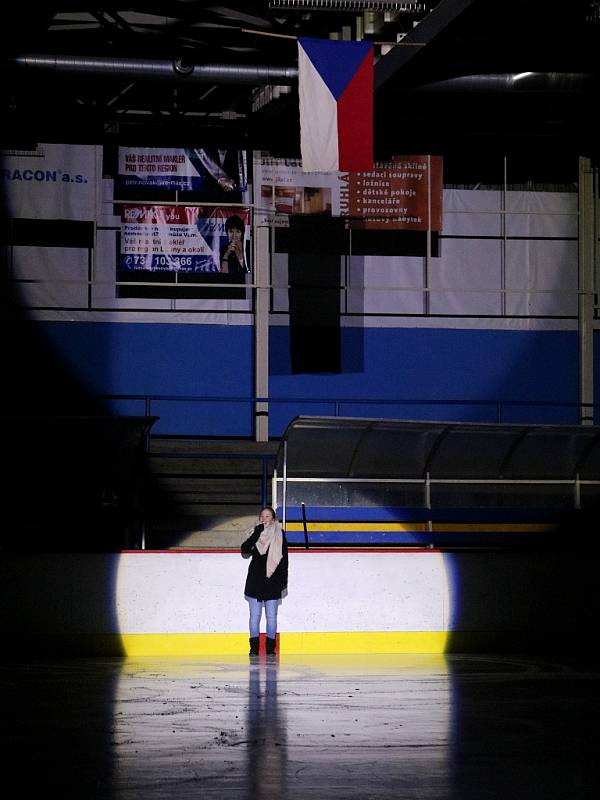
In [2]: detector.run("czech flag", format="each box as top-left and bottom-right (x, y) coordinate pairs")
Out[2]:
(298, 37), (374, 173)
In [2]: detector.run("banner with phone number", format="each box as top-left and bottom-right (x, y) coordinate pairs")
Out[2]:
(120, 205), (250, 273)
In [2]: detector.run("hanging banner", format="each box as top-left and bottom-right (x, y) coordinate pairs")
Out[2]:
(116, 147), (247, 198)
(342, 156), (443, 230)
(254, 152), (443, 231)
(0, 143), (98, 220)
(255, 154), (340, 227)
(120, 205), (250, 275)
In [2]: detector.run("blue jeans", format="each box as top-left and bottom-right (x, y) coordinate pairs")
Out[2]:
(246, 596), (279, 638)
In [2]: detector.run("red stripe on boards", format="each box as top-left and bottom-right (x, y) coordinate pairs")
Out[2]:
(337, 49), (373, 173)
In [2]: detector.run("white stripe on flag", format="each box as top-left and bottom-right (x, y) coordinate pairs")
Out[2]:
(298, 44), (339, 173)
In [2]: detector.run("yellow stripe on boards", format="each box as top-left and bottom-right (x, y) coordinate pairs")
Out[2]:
(31, 630), (541, 656)
(118, 633), (249, 656)
(114, 632), (450, 655)
(286, 522), (556, 534)
(286, 522), (428, 532)
(281, 631), (449, 654)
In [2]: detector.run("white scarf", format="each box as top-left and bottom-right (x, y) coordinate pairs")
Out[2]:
(246, 521), (284, 578)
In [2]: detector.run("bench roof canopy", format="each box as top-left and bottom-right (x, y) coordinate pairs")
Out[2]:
(276, 416), (600, 480)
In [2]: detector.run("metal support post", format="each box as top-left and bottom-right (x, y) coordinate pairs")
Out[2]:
(254, 225), (270, 441)
(578, 157), (595, 425)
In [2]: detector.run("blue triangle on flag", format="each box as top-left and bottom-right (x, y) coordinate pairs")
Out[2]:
(299, 37), (372, 101)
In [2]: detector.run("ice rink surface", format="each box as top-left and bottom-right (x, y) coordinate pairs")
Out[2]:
(3, 653), (599, 799)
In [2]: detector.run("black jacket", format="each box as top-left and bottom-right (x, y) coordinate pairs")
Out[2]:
(241, 524), (288, 601)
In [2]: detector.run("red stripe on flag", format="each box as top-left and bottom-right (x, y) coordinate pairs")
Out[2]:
(337, 49), (373, 172)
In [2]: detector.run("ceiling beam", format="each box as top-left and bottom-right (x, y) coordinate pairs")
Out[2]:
(374, 0), (478, 89)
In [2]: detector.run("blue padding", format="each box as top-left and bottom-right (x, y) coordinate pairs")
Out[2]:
(38, 321), (253, 436)
(286, 531), (548, 546)
(269, 327), (579, 435)
(280, 506), (564, 523)
(286, 531), (430, 545)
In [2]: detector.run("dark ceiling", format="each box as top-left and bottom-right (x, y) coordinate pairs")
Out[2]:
(2, 1), (600, 177)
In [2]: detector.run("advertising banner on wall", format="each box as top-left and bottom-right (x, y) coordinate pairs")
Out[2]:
(255, 155), (339, 227)
(120, 205), (250, 275)
(0, 143), (98, 220)
(342, 155), (443, 230)
(255, 152), (442, 231)
(117, 147), (247, 198)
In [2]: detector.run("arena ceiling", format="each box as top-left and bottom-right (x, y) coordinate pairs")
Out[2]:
(2, 1), (600, 173)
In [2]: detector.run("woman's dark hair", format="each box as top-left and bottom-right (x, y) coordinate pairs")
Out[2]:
(225, 214), (245, 233)
(260, 506), (277, 520)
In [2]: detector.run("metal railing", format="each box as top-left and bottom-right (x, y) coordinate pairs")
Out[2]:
(275, 474), (600, 512)
(100, 392), (596, 429)
(273, 473), (600, 548)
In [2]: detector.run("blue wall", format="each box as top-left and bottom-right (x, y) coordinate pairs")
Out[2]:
(35, 321), (586, 437)
(269, 326), (581, 435)
(39, 322), (254, 436)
